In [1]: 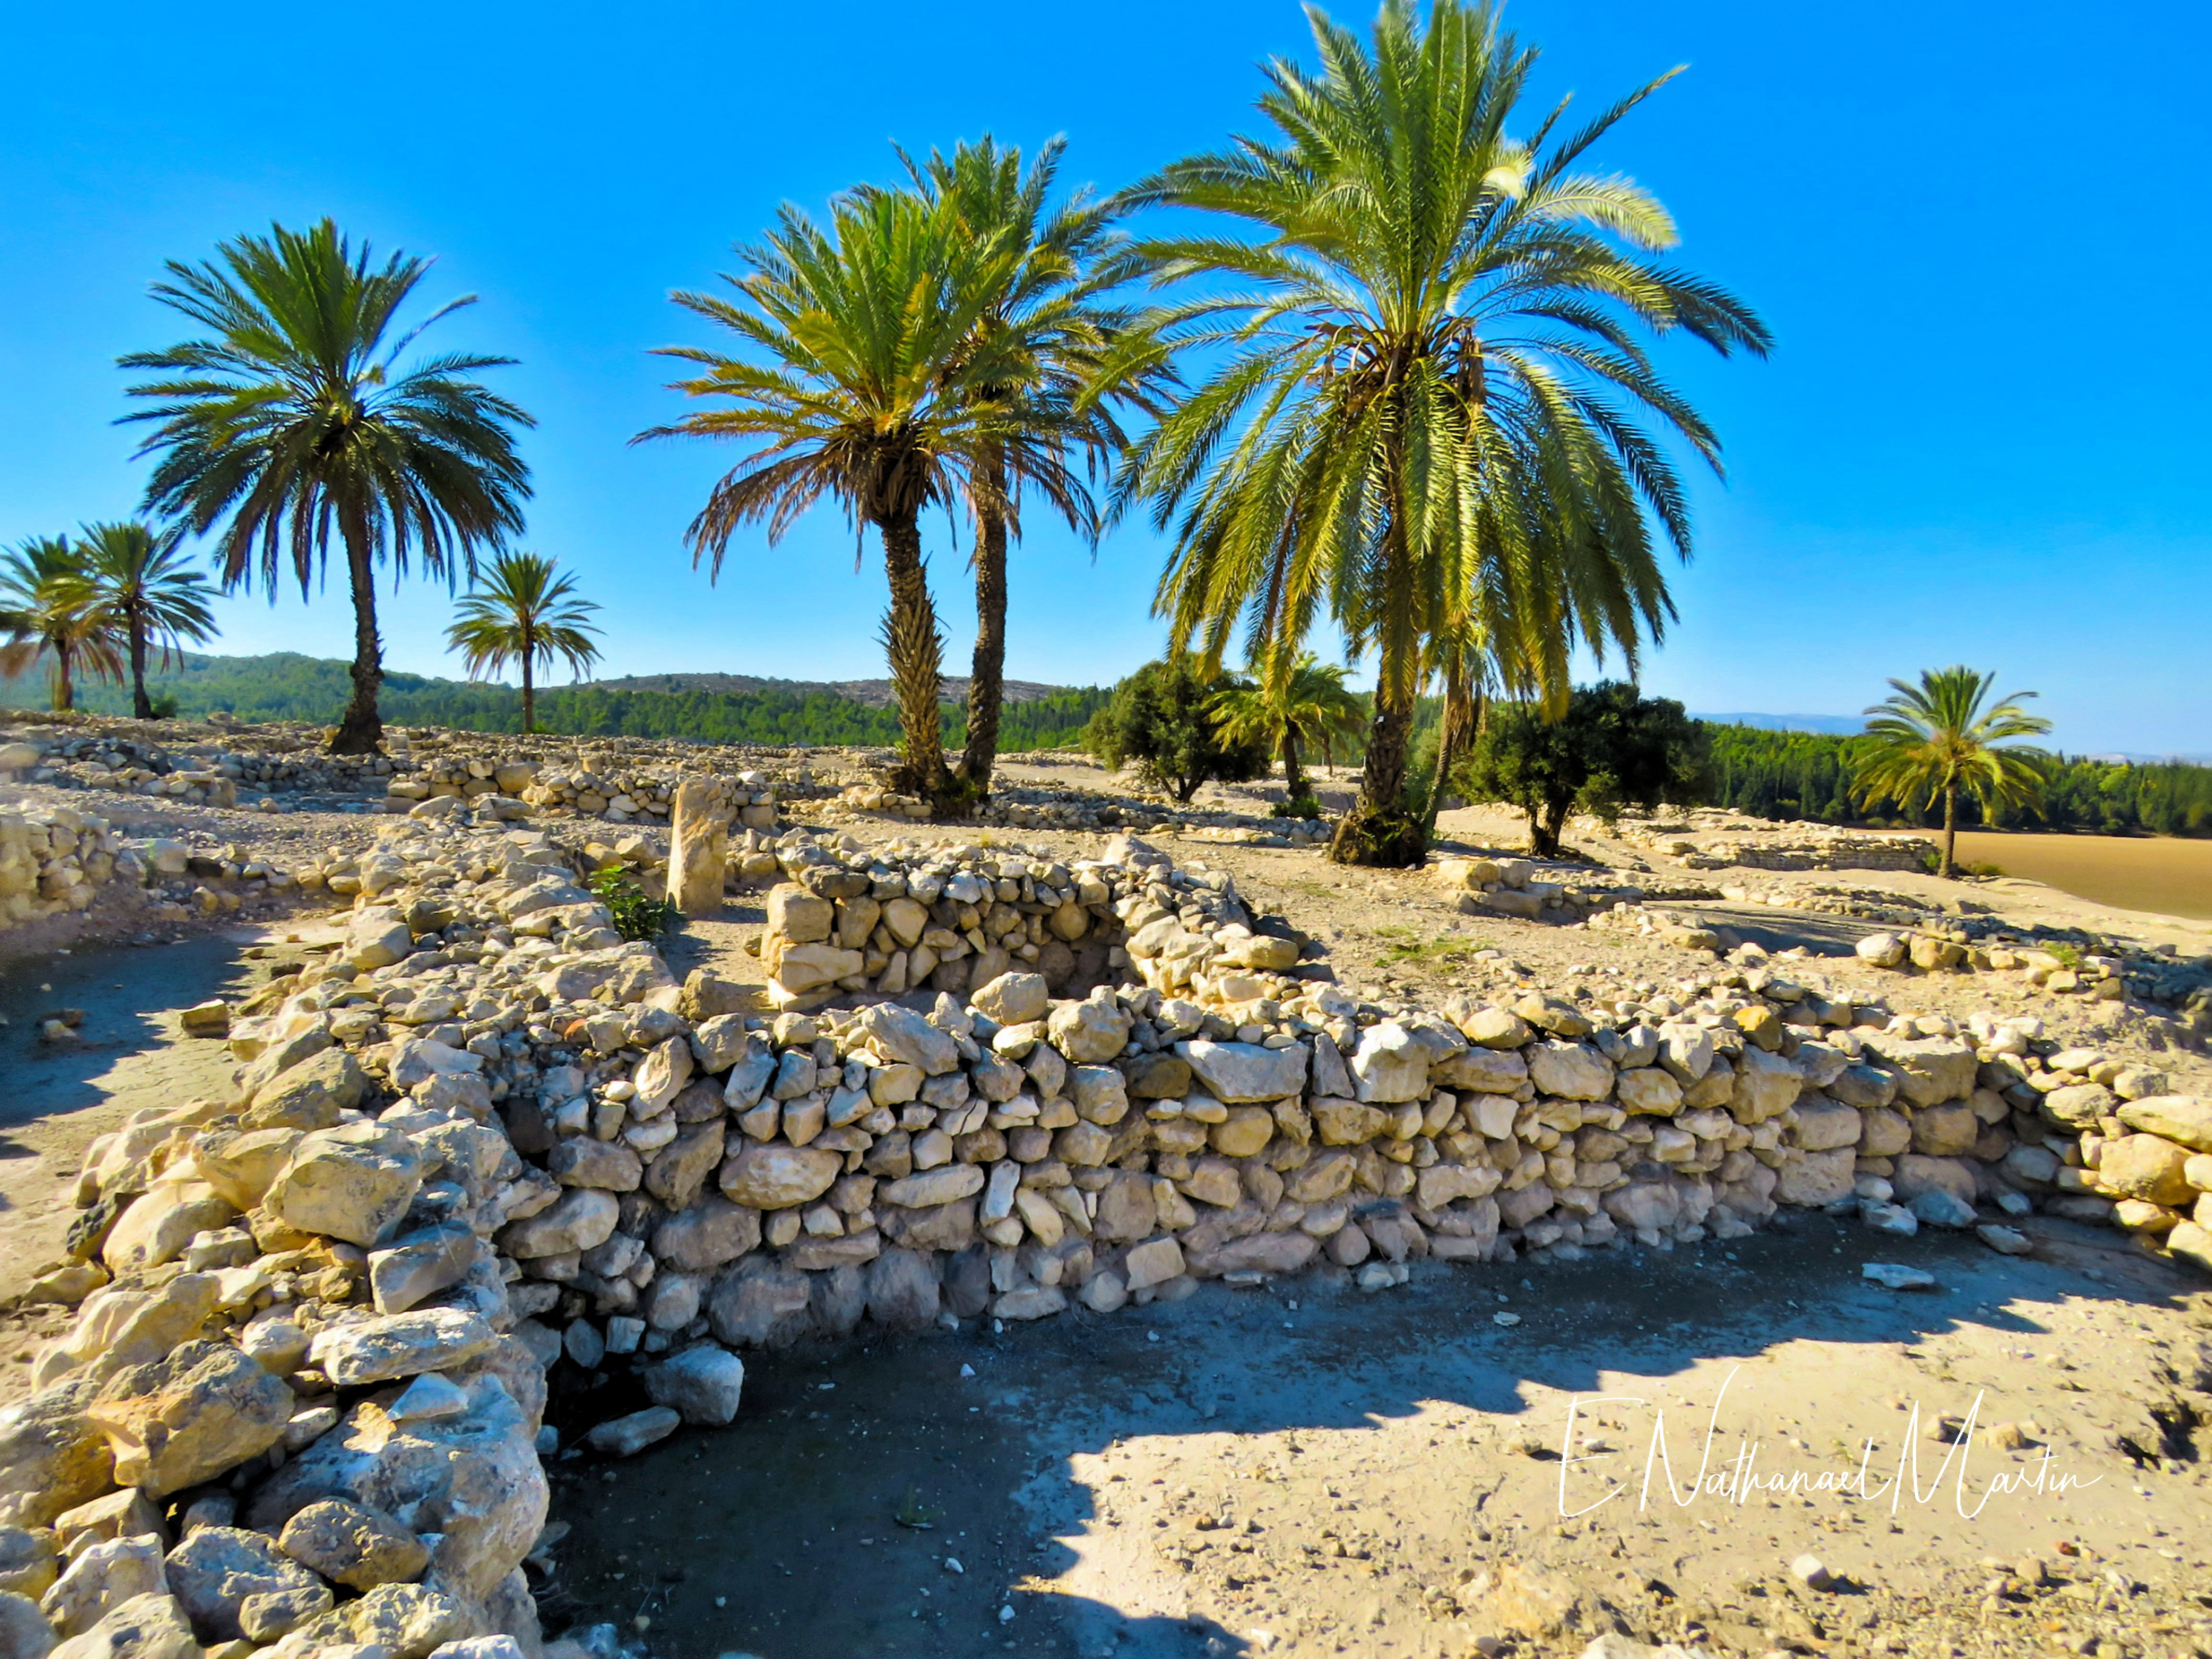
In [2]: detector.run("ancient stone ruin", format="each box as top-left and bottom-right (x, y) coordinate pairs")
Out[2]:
(2, 799), (2209, 1659)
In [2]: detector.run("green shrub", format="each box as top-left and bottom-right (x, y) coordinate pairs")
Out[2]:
(1082, 658), (1268, 803)
(592, 865), (678, 942)
(1457, 683), (1709, 857)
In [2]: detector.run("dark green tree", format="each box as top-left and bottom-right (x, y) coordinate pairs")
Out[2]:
(1459, 681), (1707, 856)
(1084, 657), (1270, 803)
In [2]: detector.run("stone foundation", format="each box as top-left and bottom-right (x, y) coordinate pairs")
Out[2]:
(6, 823), (2207, 1659)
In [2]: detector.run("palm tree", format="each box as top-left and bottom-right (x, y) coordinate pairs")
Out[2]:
(1210, 652), (1363, 806)
(0, 537), (123, 712)
(1117, 0), (1769, 866)
(638, 188), (1040, 814)
(894, 138), (1168, 797)
(1855, 666), (2051, 878)
(445, 551), (603, 733)
(120, 218), (532, 754)
(75, 521), (218, 718)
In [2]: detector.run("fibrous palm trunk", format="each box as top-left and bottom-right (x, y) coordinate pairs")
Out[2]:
(1423, 652), (1476, 839)
(331, 520), (384, 755)
(1281, 726), (1306, 804)
(128, 612), (153, 720)
(52, 643), (74, 714)
(1329, 499), (1426, 868)
(960, 450), (1008, 797)
(521, 644), (536, 737)
(877, 512), (955, 813)
(1941, 779), (1958, 878)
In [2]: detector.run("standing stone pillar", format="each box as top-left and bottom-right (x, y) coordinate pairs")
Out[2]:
(669, 780), (729, 917)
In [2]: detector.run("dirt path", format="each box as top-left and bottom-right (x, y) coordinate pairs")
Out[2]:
(0, 932), (263, 1304)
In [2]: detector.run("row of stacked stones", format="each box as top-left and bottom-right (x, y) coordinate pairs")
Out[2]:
(1597, 812), (1939, 873)
(748, 831), (1160, 1009)
(9, 821), (2209, 1659)
(0, 804), (141, 925)
(404, 763), (781, 834)
(2, 732), (389, 807)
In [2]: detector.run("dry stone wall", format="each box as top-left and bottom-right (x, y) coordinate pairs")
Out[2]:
(1598, 810), (1938, 874)
(5, 822), (2209, 1659)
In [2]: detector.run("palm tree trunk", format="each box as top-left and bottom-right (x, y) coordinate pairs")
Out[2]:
(331, 516), (384, 755)
(1423, 649), (1475, 840)
(128, 611), (153, 720)
(522, 652), (535, 737)
(960, 450), (1008, 795)
(877, 512), (954, 812)
(52, 643), (74, 714)
(1942, 779), (1958, 878)
(1281, 727), (1306, 804)
(1329, 437), (1426, 868)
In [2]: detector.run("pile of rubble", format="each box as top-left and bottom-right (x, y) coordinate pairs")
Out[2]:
(1430, 855), (1646, 925)
(0, 718), (811, 832)
(5, 816), (2207, 1659)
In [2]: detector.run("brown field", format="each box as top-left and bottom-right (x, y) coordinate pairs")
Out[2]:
(1952, 828), (2212, 921)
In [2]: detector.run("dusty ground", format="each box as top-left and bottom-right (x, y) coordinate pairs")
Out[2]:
(535, 1217), (2212, 1659)
(6, 763), (2211, 1658)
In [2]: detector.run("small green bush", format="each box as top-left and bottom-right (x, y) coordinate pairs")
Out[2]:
(1082, 658), (1268, 803)
(1271, 793), (1323, 820)
(592, 865), (678, 942)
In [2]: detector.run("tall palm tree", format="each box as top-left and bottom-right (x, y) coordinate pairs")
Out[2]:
(0, 537), (123, 712)
(1855, 666), (2051, 878)
(445, 551), (603, 734)
(75, 521), (218, 718)
(1117, 0), (1769, 866)
(120, 218), (532, 754)
(638, 188), (1048, 814)
(1210, 652), (1363, 805)
(893, 138), (1168, 796)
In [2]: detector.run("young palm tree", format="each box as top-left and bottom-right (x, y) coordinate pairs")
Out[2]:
(445, 551), (603, 734)
(0, 537), (123, 712)
(75, 521), (218, 718)
(638, 188), (1042, 813)
(1210, 652), (1363, 805)
(120, 218), (532, 754)
(1855, 666), (2051, 878)
(1118, 0), (1769, 866)
(895, 138), (1168, 796)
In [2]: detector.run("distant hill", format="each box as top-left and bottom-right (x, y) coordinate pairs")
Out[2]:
(1692, 710), (1866, 736)
(0, 651), (1108, 749)
(586, 672), (1067, 707)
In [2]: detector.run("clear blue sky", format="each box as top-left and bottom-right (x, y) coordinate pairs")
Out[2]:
(4, 0), (2206, 752)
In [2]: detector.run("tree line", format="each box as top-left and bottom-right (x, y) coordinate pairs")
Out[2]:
(0, 650), (1111, 750)
(1708, 723), (2212, 840)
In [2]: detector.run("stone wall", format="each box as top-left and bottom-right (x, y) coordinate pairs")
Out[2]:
(1598, 811), (1938, 874)
(6, 822), (2208, 1659)
(0, 721), (801, 832)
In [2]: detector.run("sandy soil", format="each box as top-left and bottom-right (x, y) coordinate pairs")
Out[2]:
(1950, 832), (2212, 925)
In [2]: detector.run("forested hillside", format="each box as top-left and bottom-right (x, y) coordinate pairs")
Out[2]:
(0, 652), (1111, 749)
(1706, 724), (2212, 837)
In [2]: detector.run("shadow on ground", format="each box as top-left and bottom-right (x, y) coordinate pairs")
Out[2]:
(544, 1206), (2202, 1659)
